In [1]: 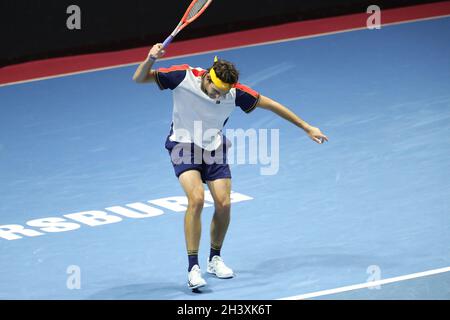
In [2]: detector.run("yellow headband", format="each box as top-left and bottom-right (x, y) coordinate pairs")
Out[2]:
(209, 56), (233, 91)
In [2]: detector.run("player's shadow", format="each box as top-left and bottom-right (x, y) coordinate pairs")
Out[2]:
(252, 250), (399, 278)
(88, 282), (213, 300)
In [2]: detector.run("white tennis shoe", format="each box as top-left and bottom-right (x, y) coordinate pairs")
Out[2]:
(188, 265), (207, 289)
(207, 256), (234, 279)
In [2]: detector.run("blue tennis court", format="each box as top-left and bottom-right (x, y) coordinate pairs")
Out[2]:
(1, 16), (449, 300)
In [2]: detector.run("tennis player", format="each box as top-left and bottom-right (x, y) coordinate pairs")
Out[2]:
(133, 43), (328, 290)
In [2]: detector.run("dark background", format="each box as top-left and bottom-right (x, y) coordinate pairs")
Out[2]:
(0, 0), (444, 66)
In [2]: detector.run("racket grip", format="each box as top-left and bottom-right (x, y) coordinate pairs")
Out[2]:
(150, 35), (174, 62)
(149, 35), (174, 62)
(162, 35), (174, 49)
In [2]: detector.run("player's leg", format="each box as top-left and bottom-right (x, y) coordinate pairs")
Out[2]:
(207, 178), (231, 256)
(206, 178), (234, 278)
(178, 169), (207, 288)
(179, 169), (205, 259)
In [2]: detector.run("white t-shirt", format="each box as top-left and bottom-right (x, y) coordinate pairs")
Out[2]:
(156, 64), (260, 151)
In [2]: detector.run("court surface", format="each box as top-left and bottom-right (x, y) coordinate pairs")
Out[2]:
(1, 14), (449, 300)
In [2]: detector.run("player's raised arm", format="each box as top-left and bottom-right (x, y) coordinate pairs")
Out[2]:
(132, 43), (166, 83)
(256, 94), (329, 144)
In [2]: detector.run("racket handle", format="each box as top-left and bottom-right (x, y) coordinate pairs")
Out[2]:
(162, 35), (174, 49)
(149, 35), (174, 62)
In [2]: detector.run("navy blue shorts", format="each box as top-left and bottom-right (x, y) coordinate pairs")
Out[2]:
(165, 136), (232, 184)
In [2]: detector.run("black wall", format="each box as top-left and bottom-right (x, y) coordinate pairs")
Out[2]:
(0, 0), (443, 66)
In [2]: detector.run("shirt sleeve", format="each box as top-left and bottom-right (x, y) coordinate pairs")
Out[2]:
(234, 83), (260, 114)
(155, 64), (189, 90)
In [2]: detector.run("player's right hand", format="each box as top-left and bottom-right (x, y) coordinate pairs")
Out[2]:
(148, 43), (166, 60)
(306, 126), (329, 144)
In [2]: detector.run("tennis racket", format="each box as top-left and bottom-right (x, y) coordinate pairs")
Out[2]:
(150, 0), (213, 61)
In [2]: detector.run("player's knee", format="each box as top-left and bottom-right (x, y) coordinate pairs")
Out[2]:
(215, 198), (231, 213)
(187, 192), (204, 212)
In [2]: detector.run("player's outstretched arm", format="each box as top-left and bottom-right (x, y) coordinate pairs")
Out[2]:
(132, 43), (166, 83)
(256, 94), (329, 144)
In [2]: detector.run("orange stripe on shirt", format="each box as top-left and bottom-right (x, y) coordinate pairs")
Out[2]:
(234, 83), (259, 98)
(158, 64), (190, 73)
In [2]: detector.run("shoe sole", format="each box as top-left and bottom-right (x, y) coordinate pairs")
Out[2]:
(188, 281), (207, 290)
(206, 269), (234, 279)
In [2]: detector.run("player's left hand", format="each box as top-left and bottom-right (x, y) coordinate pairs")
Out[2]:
(306, 126), (328, 144)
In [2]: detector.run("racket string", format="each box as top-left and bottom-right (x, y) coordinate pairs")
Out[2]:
(187, 0), (209, 20)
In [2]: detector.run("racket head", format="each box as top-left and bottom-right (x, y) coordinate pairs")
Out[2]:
(180, 0), (213, 28)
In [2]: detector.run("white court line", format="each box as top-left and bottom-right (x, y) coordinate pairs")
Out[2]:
(1, 13), (450, 88)
(278, 266), (450, 300)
